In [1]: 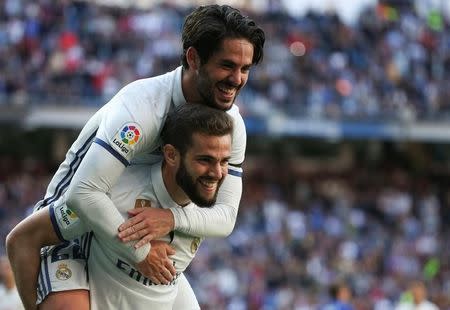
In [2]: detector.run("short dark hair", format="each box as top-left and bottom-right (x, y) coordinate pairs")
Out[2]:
(329, 282), (350, 300)
(181, 4), (265, 69)
(161, 103), (234, 155)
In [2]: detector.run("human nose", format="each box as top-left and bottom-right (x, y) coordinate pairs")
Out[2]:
(209, 162), (223, 179)
(228, 69), (242, 86)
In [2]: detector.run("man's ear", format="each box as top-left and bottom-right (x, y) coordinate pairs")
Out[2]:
(163, 144), (179, 166)
(186, 46), (201, 71)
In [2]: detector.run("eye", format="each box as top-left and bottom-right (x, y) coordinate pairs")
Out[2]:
(241, 66), (251, 73)
(222, 63), (234, 70)
(197, 157), (212, 164)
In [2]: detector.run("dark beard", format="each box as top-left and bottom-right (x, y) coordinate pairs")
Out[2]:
(197, 67), (235, 111)
(176, 159), (220, 208)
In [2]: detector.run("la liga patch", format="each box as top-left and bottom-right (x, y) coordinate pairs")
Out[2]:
(119, 124), (141, 145)
(112, 123), (142, 155)
(55, 205), (80, 230)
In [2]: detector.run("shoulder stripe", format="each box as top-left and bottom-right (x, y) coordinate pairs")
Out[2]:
(228, 168), (242, 177)
(49, 204), (67, 242)
(229, 162), (243, 168)
(94, 138), (130, 167)
(39, 130), (97, 209)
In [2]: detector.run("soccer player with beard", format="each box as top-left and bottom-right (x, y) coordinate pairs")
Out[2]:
(6, 4), (265, 309)
(8, 104), (234, 309)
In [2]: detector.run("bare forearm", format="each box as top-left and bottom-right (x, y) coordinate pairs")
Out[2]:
(8, 241), (40, 310)
(6, 208), (61, 310)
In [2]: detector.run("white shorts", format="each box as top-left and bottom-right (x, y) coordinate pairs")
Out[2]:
(173, 273), (200, 310)
(36, 233), (93, 304)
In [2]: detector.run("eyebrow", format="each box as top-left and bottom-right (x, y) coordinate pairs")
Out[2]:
(196, 155), (231, 161)
(220, 59), (252, 68)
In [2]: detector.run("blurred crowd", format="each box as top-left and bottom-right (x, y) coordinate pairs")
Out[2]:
(1, 0), (450, 309)
(0, 0), (449, 120)
(186, 153), (450, 309)
(1, 149), (449, 309)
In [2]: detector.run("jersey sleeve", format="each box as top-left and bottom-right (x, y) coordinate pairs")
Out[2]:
(64, 78), (178, 264)
(65, 143), (151, 263)
(49, 198), (88, 241)
(95, 81), (159, 166)
(170, 108), (246, 237)
(229, 108), (247, 166)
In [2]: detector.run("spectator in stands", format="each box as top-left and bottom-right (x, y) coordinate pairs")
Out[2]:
(395, 280), (439, 310)
(0, 256), (24, 310)
(319, 282), (354, 310)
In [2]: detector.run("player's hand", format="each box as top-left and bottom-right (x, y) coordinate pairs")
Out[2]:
(118, 207), (175, 248)
(137, 240), (176, 285)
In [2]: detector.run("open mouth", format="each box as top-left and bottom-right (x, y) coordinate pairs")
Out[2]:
(217, 85), (236, 99)
(199, 179), (217, 192)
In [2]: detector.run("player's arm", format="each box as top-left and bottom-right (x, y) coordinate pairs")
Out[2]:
(119, 165), (242, 248)
(65, 144), (176, 283)
(65, 142), (150, 263)
(118, 112), (246, 245)
(6, 207), (61, 310)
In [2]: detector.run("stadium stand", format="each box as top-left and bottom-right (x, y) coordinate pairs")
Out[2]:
(1, 0), (449, 309)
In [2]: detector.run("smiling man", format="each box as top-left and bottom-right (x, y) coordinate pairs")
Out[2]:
(7, 104), (234, 309)
(6, 4), (265, 310)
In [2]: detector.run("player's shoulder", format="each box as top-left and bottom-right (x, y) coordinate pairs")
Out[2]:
(227, 104), (246, 132)
(104, 69), (178, 125)
(226, 104), (243, 119)
(122, 70), (175, 100)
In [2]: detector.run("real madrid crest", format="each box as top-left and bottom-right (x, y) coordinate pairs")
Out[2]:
(190, 237), (201, 254)
(55, 263), (72, 281)
(134, 199), (152, 209)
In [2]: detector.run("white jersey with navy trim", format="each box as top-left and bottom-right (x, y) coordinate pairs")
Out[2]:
(35, 66), (245, 302)
(50, 162), (202, 309)
(34, 66), (245, 232)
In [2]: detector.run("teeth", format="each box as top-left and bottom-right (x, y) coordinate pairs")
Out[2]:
(218, 86), (234, 95)
(200, 180), (216, 188)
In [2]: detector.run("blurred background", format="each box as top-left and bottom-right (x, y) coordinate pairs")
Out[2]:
(0, 0), (449, 309)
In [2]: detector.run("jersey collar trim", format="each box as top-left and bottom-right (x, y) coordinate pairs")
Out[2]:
(172, 66), (185, 107)
(151, 161), (182, 210)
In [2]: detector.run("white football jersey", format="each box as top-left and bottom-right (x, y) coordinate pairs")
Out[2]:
(36, 65), (245, 304)
(51, 162), (202, 309)
(36, 66), (245, 212)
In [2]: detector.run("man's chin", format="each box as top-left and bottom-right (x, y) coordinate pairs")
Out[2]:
(208, 98), (234, 111)
(193, 197), (216, 208)
(215, 101), (233, 111)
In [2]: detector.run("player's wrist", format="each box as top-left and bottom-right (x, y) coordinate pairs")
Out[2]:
(168, 208), (184, 231)
(134, 242), (151, 263)
(163, 209), (175, 231)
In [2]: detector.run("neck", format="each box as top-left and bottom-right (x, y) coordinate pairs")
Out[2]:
(181, 68), (201, 104)
(162, 163), (190, 206)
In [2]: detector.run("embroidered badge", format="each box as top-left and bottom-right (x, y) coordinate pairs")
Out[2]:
(134, 199), (152, 209)
(55, 263), (72, 281)
(190, 237), (201, 254)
